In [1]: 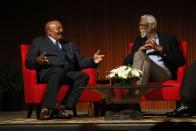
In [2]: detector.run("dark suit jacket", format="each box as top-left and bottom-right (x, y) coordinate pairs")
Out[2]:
(123, 33), (185, 79)
(26, 36), (98, 81)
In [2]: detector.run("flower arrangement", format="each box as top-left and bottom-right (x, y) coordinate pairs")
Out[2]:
(106, 65), (142, 86)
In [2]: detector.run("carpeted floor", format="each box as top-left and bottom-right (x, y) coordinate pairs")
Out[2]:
(0, 110), (196, 125)
(1, 110), (196, 131)
(1, 116), (196, 125)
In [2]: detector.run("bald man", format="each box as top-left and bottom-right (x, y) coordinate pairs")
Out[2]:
(26, 20), (104, 120)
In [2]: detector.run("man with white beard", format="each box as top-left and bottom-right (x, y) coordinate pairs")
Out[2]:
(123, 14), (185, 86)
(122, 14), (185, 114)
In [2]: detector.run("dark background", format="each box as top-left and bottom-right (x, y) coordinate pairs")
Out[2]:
(0, 0), (196, 80)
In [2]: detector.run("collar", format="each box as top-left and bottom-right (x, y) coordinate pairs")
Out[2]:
(48, 36), (56, 44)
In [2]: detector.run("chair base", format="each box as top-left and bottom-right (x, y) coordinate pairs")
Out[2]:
(26, 104), (41, 119)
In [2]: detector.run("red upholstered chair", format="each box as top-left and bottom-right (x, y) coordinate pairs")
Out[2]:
(20, 44), (102, 119)
(128, 41), (188, 101)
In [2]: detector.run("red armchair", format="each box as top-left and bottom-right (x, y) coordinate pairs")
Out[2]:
(20, 44), (102, 119)
(128, 41), (188, 101)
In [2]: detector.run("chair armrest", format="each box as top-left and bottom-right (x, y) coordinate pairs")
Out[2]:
(22, 68), (38, 86)
(177, 66), (186, 83)
(82, 68), (96, 85)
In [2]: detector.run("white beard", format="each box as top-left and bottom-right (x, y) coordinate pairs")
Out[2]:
(140, 29), (147, 38)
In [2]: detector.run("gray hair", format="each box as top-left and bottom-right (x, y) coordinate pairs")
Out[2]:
(140, 14), (157, 29)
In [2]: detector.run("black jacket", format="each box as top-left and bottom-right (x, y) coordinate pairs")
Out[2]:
(26, 36), (98, 81)
(123, 33), (185, 79)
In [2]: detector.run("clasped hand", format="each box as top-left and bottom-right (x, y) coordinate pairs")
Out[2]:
(139, 38), (163, 52)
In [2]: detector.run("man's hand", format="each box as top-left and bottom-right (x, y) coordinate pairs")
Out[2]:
(146, 38), (163, 52)
(35, 52), (49, 65)
(93, 50), (104, 64)
(139, 38), (163, 53)
(139, 43), (151, 51)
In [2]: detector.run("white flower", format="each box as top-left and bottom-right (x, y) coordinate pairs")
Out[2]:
(106, 65), (142, 80)
(131, 68), (143, 78)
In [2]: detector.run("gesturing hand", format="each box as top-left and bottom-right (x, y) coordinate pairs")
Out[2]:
(93, 50), (104, 64)
(35, 52), (49, 65)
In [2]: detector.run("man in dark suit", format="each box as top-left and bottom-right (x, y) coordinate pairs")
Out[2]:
(26, 20), (104, 120)
(123, 14), (185, 111)
(166, 61), (196, 117)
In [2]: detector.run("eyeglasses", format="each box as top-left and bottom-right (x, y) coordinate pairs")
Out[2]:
(139, 23), (150, 27)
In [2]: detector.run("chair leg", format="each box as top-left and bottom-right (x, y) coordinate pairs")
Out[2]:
(35, 104), (41, 119)
(93, 102), (101, 117)
(175, 100), (180, 108)
(73, 108), (77, 117)
(27, 104), (33, 118)
(99, 99), (107, 116)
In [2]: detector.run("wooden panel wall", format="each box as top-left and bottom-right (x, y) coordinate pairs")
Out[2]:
(1, 0), (196, 80)
(58, 0), (196, 80)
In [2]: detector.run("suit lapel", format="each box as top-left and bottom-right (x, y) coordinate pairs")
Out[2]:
(45, 37), (65, 57)
(158, 34), (164, 47)
(61, 42), (74, 63)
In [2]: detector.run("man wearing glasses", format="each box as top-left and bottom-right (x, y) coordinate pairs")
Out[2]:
(123, 14), (185, 112)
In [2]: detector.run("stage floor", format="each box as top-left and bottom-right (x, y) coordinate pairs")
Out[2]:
(0, 109), (196, 125)
(1, 110), (196, 131)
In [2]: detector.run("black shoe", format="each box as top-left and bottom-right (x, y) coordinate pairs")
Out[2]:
(50, 108), (72, 119)
(166, 104), (193, 117)
(39, 108), (51, 120)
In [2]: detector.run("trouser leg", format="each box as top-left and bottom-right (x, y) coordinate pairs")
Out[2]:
(61, 71), (89, 109)
(41, 67), (65, 109)
(132, 50), (172, 85)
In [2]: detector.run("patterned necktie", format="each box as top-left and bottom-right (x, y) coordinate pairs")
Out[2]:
(55, 40), (61, 51)
(55, 41), (71, 64)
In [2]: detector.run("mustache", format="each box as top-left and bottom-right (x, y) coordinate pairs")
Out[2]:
(58, 32), (63, 35)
